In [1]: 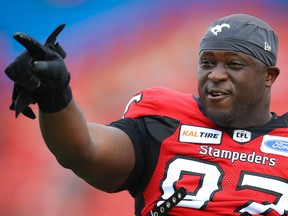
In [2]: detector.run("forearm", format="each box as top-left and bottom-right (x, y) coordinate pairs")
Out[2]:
(39, 99), (93, 168)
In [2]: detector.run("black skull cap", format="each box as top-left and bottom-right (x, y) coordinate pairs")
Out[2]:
(199, 14), (278, 66)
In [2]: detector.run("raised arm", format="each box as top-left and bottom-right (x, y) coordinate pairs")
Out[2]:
(4, 25), (135, 192)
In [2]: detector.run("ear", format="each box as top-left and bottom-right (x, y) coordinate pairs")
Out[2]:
(266, 66), (280, 87)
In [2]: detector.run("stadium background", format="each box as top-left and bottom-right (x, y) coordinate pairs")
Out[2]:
(0, 0), (288, 215)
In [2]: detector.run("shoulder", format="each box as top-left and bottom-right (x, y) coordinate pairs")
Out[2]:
(277, 113), (288, 127)
(123, 87), (199, 119)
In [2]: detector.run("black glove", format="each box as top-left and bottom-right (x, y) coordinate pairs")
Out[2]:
(5, 24), (72, 119)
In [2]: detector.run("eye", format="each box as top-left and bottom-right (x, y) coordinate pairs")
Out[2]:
(228, 61), (244, 69)
(200, 59), (214, 69)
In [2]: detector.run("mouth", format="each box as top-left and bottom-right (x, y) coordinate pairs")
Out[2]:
(207, 89), (230, 101)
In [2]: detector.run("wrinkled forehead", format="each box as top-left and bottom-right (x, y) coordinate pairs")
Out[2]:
(199, 14), (278, 66)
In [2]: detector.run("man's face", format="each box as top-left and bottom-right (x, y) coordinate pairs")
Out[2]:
(197, 50), (269, 128)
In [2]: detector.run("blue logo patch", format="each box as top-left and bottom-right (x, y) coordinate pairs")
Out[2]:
(264, 140), (288, 153)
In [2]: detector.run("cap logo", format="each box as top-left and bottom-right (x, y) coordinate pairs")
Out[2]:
(264, 42), (271, 51)
(210, 23), (230, 36)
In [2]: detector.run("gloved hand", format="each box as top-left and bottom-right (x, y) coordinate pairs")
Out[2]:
(5, 24), (72, 119)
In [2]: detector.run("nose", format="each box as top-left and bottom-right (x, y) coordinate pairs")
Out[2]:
(207, 65), (228, 83)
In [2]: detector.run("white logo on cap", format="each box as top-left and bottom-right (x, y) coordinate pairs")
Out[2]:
(264, 42), (271, 51)
(210, 23), (230, 36)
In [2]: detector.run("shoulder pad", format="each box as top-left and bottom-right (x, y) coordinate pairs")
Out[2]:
(123, 87), (198, 120)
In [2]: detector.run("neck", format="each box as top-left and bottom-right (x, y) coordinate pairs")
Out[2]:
(217, 112), (273, 129)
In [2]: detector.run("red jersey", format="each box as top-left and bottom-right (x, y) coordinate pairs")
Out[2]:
(110, 87), (288, 216)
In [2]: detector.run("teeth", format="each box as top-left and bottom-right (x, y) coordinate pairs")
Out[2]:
(212, 92), (222, 96)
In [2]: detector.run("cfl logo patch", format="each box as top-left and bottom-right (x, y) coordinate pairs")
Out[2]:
(233, 130), (251, 143)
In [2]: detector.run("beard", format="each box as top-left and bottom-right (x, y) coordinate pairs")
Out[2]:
(199, 76), (267, 128)
(204, 92), (264, 128)
(206, 105), (244, 127)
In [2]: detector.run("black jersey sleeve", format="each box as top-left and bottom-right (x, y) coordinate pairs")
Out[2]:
(109, 115), (180, 196)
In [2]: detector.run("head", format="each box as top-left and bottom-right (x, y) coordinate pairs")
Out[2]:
(197, 14), (280, 128)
